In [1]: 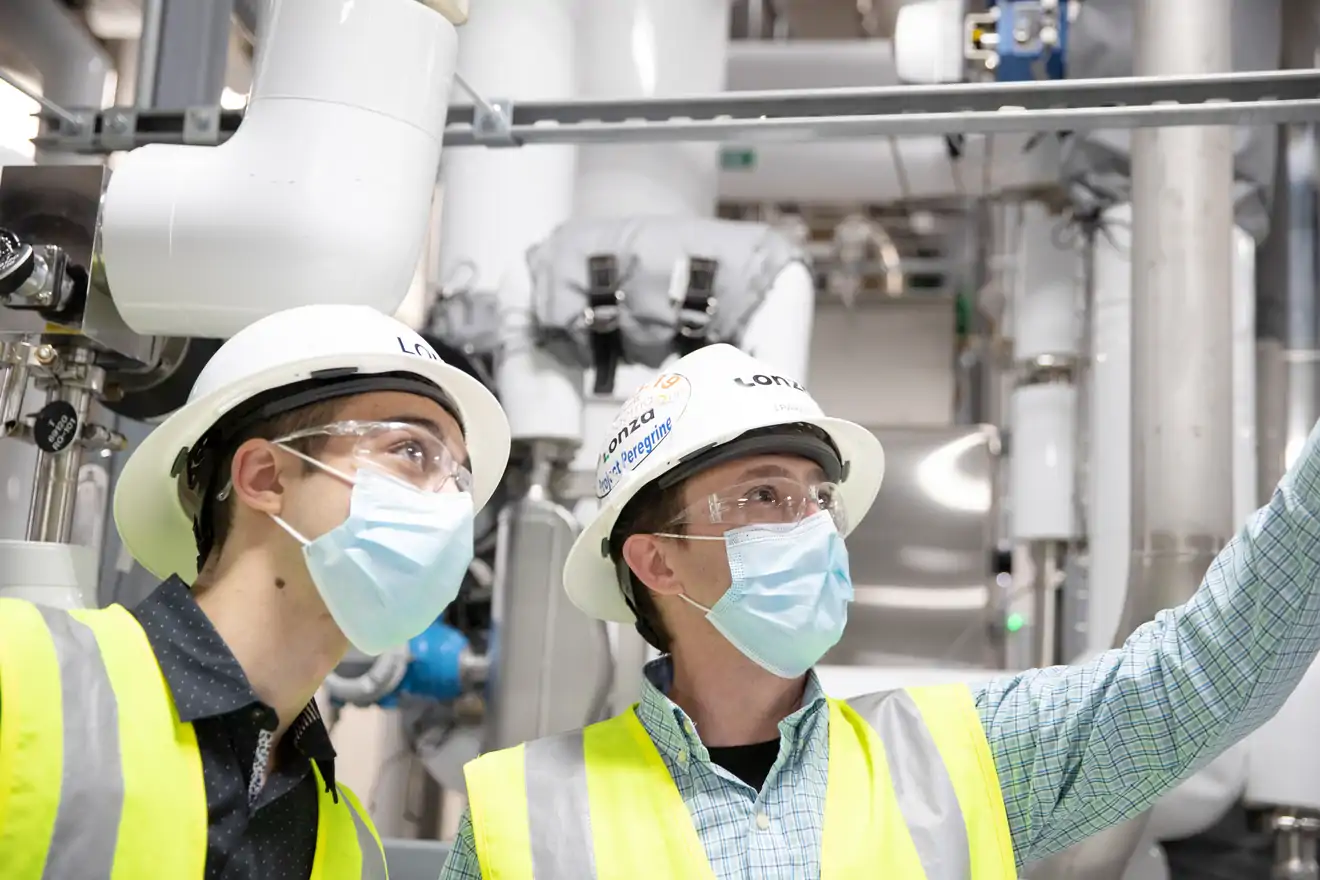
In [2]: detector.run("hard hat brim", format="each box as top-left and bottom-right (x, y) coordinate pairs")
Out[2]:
(113, 351), (510, 583)
(562, 415), (886, 623)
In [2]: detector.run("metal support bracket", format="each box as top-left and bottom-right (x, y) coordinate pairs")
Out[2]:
(100, 108), (140, 152)
(472, 99), (520, 147)
(182, 106), (222, 145)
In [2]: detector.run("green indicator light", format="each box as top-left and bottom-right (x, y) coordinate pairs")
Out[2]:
(1005, 612), (1027, 633)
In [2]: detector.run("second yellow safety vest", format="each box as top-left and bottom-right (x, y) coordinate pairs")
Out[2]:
(0, 597), (388, 879)
(465, 683), (1016, 879)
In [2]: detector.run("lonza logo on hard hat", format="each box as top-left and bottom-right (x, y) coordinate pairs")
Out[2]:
(596, 372), (693, 499)
(733, 372), (806, 391)
(397, 336), (441, 360)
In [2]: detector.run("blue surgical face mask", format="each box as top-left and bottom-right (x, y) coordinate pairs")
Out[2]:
(674, 510), (853, 678)
(272, 457), (475, 655)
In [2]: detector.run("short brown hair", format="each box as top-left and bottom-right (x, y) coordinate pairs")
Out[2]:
(607, 481), (689, 653)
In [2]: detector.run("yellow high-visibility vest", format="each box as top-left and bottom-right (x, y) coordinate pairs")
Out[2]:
(0, 598), (388, 880)
(465, 684), (1015, 879)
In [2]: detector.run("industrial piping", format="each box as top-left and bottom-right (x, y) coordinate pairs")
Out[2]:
(1120, 0), (1236, 636)
(99, 0), (462, 339)
(1030, 2), (1239, 876)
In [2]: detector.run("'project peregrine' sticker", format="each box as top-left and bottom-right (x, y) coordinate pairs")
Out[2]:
(596, 372), (692, 499)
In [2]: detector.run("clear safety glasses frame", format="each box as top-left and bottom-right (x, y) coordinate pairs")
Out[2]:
(215, 419), (473, 501)
(275, 419), (473, 494)
(664, 477), (847, 532)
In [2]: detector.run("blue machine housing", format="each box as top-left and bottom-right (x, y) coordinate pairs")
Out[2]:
(377, 620), (471, 707)
(989, 1), (1071, 82)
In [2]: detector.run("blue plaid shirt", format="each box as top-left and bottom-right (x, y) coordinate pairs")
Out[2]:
(440, 419), (1320, 878)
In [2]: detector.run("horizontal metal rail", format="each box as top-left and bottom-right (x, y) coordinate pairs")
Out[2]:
(29, 69), (1320, 154)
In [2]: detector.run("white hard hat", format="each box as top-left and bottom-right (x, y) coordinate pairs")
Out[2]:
(562, 343), (885, 623)
(114, 304), (510, 582)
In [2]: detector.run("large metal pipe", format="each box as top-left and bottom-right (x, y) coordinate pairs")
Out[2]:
(1032, 2), (1239, 876)
(1120, 0), (1236, 635)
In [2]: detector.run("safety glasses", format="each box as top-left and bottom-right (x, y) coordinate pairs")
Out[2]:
(665, 477), (846, 532)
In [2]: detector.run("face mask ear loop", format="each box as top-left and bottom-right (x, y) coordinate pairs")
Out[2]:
(269, 442), (356, 547)
(270, 514), (312, 546)
(276, 442), (355, 486)
(644, 532), (721, 612)
(678, 593), (713, 614)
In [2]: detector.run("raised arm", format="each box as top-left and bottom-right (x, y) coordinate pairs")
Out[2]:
(977, 419), (1320, 866)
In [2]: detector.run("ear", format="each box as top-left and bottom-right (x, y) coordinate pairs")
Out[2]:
(621, 533), (685, 598)
(228, 438), (293, 517)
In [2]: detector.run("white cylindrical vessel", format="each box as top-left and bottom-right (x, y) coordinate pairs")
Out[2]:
(574, 0), (732, 219)
(1010, 383), (1079, 541)
(1012, 202), (1084, 362)
(435, 0), (584, 442)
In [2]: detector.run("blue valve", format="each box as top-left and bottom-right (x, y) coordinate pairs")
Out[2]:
(377, 620), (470, 707)
(987, 1), (1071, 83)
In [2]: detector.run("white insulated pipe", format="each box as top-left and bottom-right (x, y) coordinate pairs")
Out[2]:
(435, 0), (583, 442)
(572, 0), (730, 708)
(1010, 203), (1084, 364)
(101, 0), (459, 339)
(570, 0), (737, 472)
(1008, 201), (1084, 544)
(574, 0), (732, 219)
(1010, 385), (1079, 542)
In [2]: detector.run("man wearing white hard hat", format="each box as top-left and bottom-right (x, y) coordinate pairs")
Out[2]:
(0, 304), (509, 879)
(444, 342), (1320, 879)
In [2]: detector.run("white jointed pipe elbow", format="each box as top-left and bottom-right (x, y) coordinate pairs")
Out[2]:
(101, 0), (458, 339)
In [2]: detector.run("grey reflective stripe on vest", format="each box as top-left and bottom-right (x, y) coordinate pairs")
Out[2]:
(35, 605), (124, 880)
(32, 606), (387, 880)
(525, 732), (597, 877)
(848, 689), (971, 879)
(516, 690), (971, 879)
(342, 789), (390, 879)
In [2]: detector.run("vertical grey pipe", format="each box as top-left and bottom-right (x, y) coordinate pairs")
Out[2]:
(1121, 0), (1236, 635)
(1258, 127), (1292, 502)
(1029, 3), (1238, 877)
(1282, 126), (1320, 472)
(135, 0), (165, 109)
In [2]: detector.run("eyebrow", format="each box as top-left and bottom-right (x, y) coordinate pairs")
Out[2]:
(390, 415), (472, 471)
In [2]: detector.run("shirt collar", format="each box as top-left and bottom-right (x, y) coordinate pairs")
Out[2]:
(129, 577), (338, 780)
(635, 655), (828, 765)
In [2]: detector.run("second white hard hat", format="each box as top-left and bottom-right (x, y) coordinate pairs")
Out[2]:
(562, 343), (885, 624)
(114, 303), (510, 583)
